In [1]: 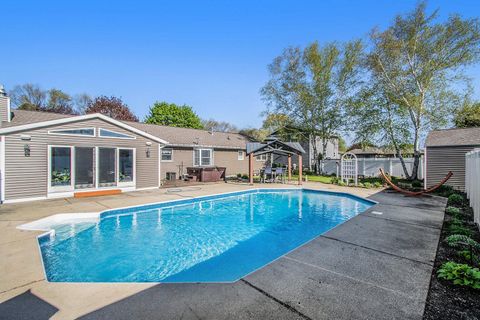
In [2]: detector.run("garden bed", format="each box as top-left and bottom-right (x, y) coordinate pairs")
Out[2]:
(423, 190), (480, 319)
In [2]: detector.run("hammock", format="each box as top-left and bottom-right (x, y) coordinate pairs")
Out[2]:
(379, 168), (453, 196)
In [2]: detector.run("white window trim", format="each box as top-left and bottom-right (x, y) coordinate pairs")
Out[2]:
(48, 127), (96, 137)
(47, 145), (137, 194)
(99, 128), (136, 140)
(193, 148), (214, 166)
(238, 150), (245, 160)
(161, 148), (174, 162)
(117, 147), (136, 187)
(48, 145), (75, 193)
(256, 154), (267, 162)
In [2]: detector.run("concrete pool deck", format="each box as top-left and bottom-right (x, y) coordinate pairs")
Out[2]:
(0, 182), (446, 319)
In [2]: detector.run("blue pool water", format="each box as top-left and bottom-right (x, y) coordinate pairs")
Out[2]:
(39, 189), (373, 282)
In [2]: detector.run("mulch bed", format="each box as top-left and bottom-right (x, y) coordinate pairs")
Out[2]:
(423, 204), (480, 319)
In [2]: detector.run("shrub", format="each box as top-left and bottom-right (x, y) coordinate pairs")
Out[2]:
(411, 180), (422, 188)
(357, 182), (365, 188)
(447, 224), (473, 237)
(435, 184), (455, 197)
(373, 182), (383, 188)
(457, 250), (480, 265)
(237, 173), (242, 178)
(445, 234), (480, 250)
(437, 262), (480, 289)
(241, 174), (249, 180)
(445, 206), (461, 217)
(331, 177), (339, 184)
(338, 181), (346, 186)
(448, 193), (464, 206)
(364, 182), (372, 189)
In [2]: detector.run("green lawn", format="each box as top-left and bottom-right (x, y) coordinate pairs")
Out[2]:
(292, 175), (332, 184)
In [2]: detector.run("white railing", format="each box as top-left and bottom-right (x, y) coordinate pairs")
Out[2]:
(465, 149), (480, 226)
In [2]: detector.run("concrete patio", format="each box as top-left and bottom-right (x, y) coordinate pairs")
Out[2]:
(0, 182), (446, 320)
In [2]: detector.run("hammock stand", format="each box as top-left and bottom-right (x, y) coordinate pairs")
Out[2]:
(379, 168), (453, 197)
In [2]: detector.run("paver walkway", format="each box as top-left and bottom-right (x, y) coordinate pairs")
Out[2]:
(79, 191), (446, 320)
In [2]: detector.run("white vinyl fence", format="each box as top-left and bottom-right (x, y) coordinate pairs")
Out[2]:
(465, 149), (480, 226)
(323, 157), (423, 179)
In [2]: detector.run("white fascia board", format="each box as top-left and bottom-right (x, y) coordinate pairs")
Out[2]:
(0, 113), (169, 145)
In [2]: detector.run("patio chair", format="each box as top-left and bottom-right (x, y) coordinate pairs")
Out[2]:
(263, 167), (273, 183)
(274, 167), (285, 183)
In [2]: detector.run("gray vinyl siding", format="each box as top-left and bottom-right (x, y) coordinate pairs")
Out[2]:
(4, 118), (160, 201)
(0, 96), (9, 123)
(426, 145), (479, 191)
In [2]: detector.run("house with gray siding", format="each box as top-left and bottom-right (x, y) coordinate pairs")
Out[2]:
(0, 89), (261, 203)
(425, 127), (480, 191)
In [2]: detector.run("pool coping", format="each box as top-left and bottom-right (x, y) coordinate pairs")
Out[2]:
(20, 187), (377, 284)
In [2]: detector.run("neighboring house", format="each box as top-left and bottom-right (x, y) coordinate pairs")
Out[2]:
(267, 127), (339, 170)
(425, 127), (480, 191)
(0, 89), (261, 203)
(125, 122), (263, 180)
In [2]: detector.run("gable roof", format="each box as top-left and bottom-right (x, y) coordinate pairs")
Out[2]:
(246, 140), (305, 155)
(426, 127), (480, 147)
(0, 110), (168, 144)
(124, 121), (252, 149)
(0, 109), (251, 149)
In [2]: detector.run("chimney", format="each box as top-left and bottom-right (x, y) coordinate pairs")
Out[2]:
(0, 85), (11, 123)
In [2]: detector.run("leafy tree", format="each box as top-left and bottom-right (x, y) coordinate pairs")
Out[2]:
(261, 40), (363, 173)
(45, 89), (76, 114)
(358, 2), (480, 179)
(201, 118), (238, 132)
(145, 102), (203, 129)
(261, 113), (293, 133)
(239, 128), (269, 142)
(454, 101), (480, 128)
(74, 93), (93, 114)
(338, 137), (347, 153)
(9, 84), (46, 110)
(85, 96), (138, 121)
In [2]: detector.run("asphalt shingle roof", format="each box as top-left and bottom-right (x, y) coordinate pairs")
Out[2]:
(426, 127), (480, 147)
(1, 109), (251, 149)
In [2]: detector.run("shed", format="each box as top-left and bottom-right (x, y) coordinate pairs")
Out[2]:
(425, 127), (480, 191)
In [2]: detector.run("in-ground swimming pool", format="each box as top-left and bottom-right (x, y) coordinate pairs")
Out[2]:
(38, 189), (374, 282)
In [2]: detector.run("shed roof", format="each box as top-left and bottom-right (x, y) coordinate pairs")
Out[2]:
(426, 127), (480, 147)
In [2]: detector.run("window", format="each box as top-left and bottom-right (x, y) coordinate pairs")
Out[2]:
(75, 147), (94, 189)
(50, 147), (72, 188)
(161, 148), (173, 162)
(119, 149), (134, 184)
(256, 154), (267, 161)
(194, 148), (213, 166)
(99, 128), (135, 139)
(98, 148), (117, 187)
(238, 150), (244, 160)
(49, 128), (94, 137)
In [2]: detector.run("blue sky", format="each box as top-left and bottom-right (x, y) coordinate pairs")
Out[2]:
(2, 0), (480, 129)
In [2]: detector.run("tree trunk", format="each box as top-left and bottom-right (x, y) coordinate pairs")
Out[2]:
(410, 151), (421, 181)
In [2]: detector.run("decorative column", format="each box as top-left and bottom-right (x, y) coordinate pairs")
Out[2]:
(249, 153), (254, 185)
(298, 154), (303, 185)
(287, 154), (292, 182)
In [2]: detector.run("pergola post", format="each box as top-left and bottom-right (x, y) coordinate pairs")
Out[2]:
(298, 154), (303, 185)
(249, 153), (254, 184)
(287, 154), (292, 182)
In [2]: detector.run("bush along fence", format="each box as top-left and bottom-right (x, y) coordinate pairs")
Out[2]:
(465, 149), (480, 227)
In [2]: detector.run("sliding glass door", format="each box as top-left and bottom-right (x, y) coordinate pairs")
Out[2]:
(75, 147), (94, 189)
(118, 149), (134, 185)
(98, 148), (117, 187)
(50, 146), (72, 191)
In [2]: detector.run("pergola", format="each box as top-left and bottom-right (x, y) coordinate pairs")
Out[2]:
(246, 138), (306, 185)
